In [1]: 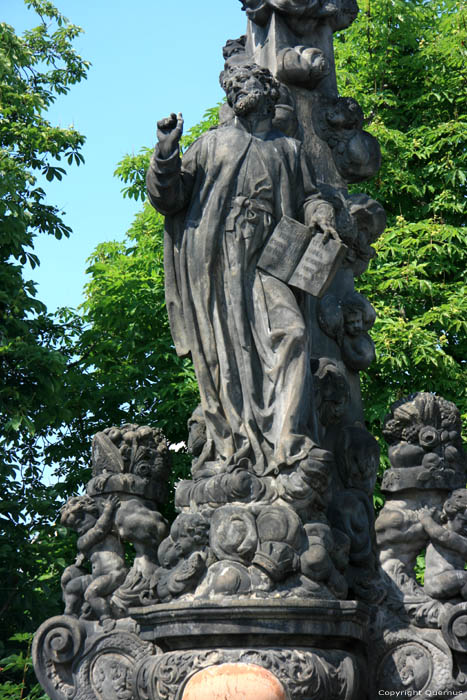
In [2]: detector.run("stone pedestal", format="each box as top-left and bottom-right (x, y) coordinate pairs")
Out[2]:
(33, 601), (368, 700)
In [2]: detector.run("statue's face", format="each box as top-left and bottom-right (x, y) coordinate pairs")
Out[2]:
(173, 525), (192, 556)
(449, 509), (467, 536)
(65, 505), (96, 535)
(344, 309), (363, 336)
(321, 393), (347, 424)
(398, 647), (428, 689)
(226, 70), (268, 116)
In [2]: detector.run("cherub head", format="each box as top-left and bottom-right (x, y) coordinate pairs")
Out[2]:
(396, 645), (430, 690)
(60, 495), (99, 535)
(342, 292), (376, 336)
(326, 97), (364, 131)
(170, 513), (210, 558)
(343, 307), (363, 336)
(318, 292), (376, 344)
(187, 405), (207, 457)
(222, 35), (247, 66)
(443, 489), (467, 534)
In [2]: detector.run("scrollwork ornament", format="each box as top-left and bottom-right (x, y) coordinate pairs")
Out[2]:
(32, 616), (86, 700)
(442, 602), (467, 653)
(135, 651), (221, 700)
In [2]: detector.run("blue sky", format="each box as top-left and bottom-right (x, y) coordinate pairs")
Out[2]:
(4, 0), (246, 310)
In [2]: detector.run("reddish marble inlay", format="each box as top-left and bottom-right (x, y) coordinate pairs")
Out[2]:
(182, 662), (287, 700)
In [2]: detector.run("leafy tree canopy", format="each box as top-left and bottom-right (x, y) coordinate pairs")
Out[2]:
(0, 0), (89, 680)
(332, 0), (467, 461)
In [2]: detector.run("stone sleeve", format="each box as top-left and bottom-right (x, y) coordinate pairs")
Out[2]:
(146, 145), (196, 217)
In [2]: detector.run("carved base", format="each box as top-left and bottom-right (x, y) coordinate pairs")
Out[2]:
(33, 601), (368, 700)
(32, 616), (154, 700)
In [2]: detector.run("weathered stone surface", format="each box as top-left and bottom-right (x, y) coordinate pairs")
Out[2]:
(130, 599), (370, 648)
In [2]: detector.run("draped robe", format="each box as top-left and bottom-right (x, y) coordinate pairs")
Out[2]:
(147, 117), (320, 476)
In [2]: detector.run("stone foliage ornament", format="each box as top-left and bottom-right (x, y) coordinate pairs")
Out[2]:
(33, 0), (467, 697)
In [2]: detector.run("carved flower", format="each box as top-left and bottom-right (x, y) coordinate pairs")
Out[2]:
(210, 506), (258, 564)
(418, 426), (439, 449)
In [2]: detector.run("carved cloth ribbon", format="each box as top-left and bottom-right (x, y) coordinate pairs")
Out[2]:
(225, 195), (274, 238)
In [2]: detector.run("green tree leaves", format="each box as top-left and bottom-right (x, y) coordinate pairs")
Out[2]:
(0, 0), (89, 683)
(334, 0), (467, 441)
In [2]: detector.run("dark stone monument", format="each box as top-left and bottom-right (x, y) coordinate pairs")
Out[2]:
(32, 2), (467, 699)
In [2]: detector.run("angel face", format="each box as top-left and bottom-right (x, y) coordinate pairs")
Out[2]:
(344, 308), (364, 336)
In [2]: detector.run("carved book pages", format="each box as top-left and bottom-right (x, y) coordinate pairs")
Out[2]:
(258, 215), (348, 297)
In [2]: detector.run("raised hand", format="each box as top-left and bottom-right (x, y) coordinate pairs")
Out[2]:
(157, 112), (184, 159)
(104, 494), (120, 512)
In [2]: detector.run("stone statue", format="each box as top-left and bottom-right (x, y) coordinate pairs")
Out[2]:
(420, 493), (467, 601)
(59, 424), (172, 622)
(60, 494), (126, 621)
(147, 61), (340, 479)
(34, 3), (467, 699)
(368, 393), (467, 697)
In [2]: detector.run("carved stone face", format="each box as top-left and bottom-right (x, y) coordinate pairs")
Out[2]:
(61, 497), (98, 535)
(225, 71), (268, 116)
(344, 309), (363, 336)
(449, 510), (467, 536)
(397, 646), (430, 690)
(73, 511), (97, 535)
(174, 527), (197, 557)
(92, 655), (133, 700)
(320, 392), (347, 424)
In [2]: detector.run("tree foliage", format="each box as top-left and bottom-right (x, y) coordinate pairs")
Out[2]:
(333, 0), (467, 452)
(74, 206), (199, 483)
(0, 0), (89, 686)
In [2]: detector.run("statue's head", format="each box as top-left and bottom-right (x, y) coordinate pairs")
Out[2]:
(220, 62), (280, 117)
(170, 513), (210, 557)
(443, 489), (467, 532)
(60, 495), (99, 534)
(342, 291), (375, 336)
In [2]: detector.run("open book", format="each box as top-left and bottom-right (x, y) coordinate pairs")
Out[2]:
(258, 215), (348, 297)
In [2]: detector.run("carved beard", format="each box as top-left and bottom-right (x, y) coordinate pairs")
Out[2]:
(232, 89), (262, 116)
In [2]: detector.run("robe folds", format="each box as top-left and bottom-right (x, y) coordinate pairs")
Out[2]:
(147, 117), (320, 477)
